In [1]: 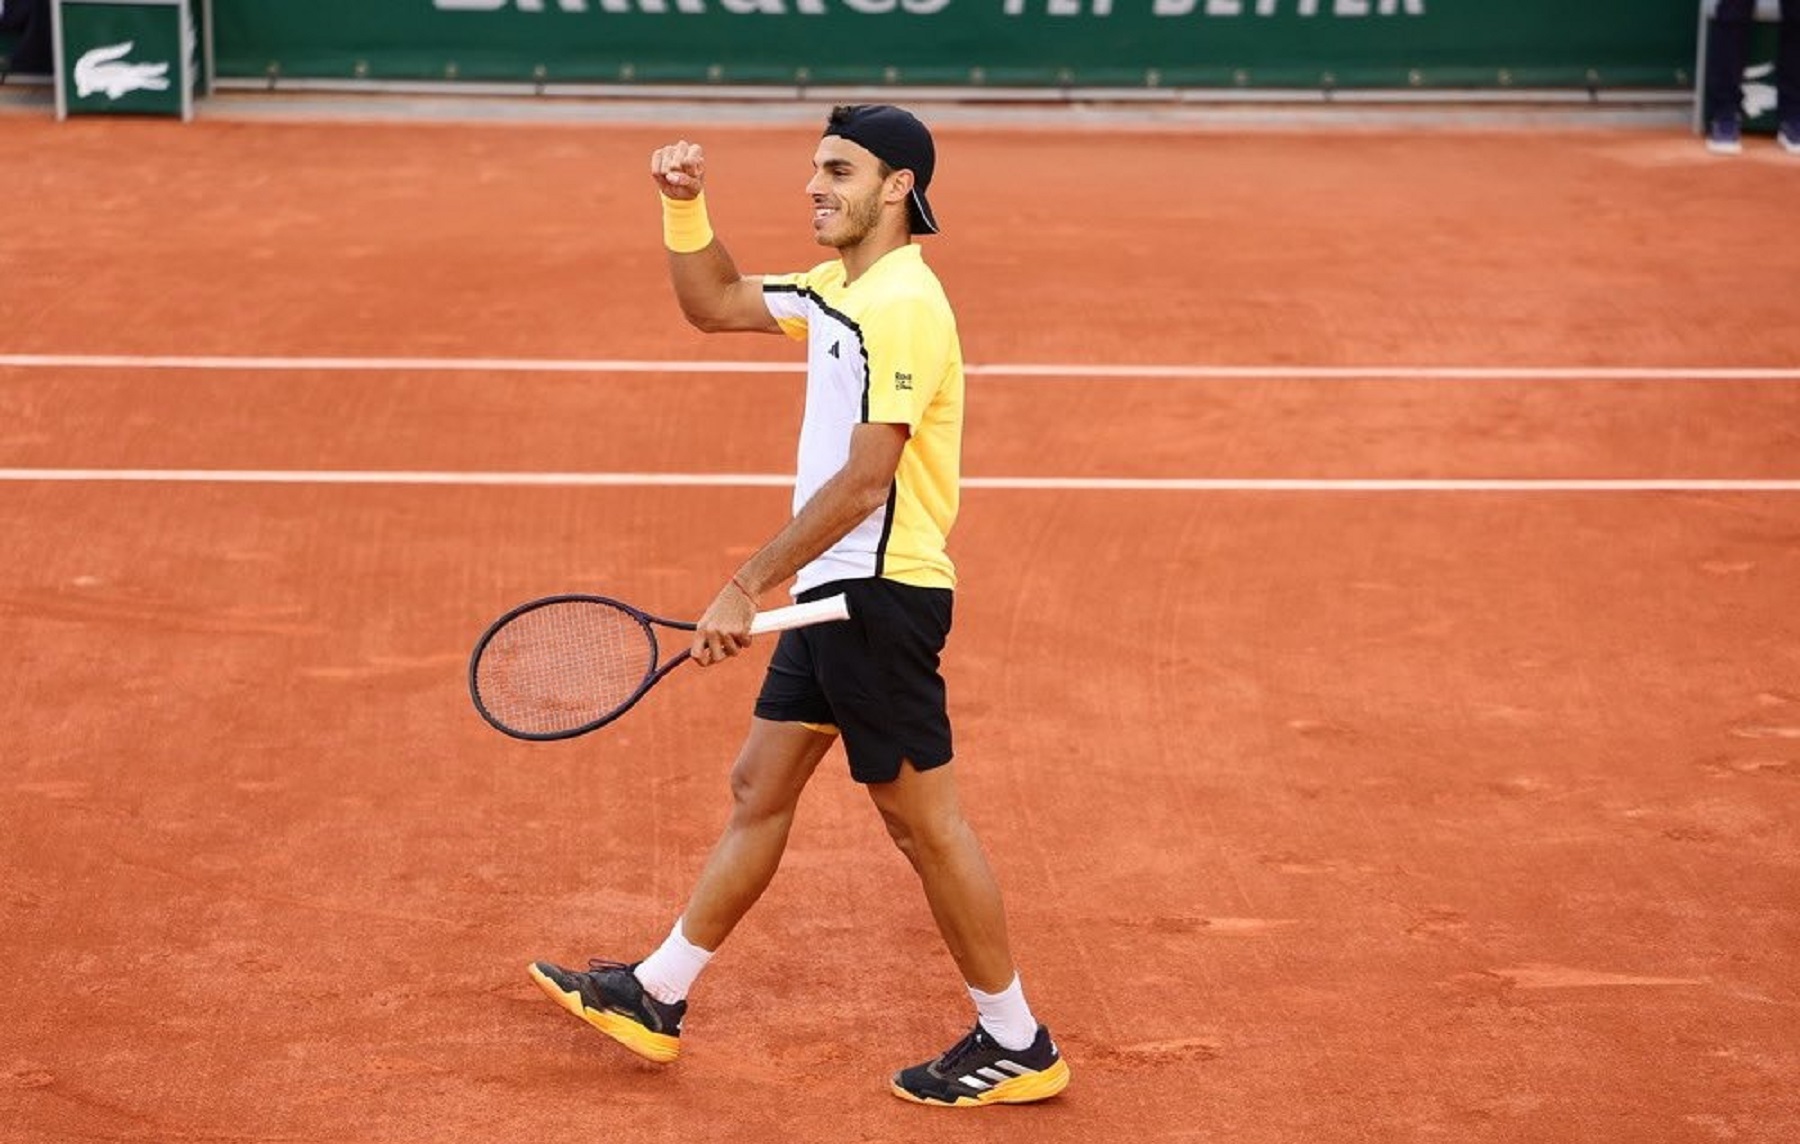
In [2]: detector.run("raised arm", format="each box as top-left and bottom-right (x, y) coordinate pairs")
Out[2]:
(649, 141), (781, 334)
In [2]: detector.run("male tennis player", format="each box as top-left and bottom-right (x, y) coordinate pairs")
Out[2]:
(528, 105), (1069, 1107)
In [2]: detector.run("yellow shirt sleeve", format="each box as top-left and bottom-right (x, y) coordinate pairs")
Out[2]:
(859, 294), (950, 429)
(761, 271), (813, 341)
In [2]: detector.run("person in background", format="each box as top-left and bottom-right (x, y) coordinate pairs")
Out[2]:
(0, 0), (51, 76)
(1705, 0), (1800, 153)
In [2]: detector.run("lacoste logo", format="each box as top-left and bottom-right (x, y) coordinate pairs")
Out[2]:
(893, 371), (913, 390)
(828, 341), (841, 359)
(74, 42), (171, 101)
(1742, 63), (1777, 118)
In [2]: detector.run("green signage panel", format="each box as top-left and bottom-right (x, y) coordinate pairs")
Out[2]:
(55, 0), (193, 118)
(208, 0), (1698, 91)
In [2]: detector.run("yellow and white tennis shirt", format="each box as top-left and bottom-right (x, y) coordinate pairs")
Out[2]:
(761, 244), (963, 596)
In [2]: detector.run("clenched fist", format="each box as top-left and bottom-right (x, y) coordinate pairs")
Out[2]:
(650, 141), (706, 200)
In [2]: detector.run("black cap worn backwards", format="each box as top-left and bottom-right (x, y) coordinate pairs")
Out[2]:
(822, 104), (940, 236)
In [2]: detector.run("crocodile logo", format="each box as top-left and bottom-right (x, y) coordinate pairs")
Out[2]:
(1741, 63), (1777, 119)
(74, 42), (171, 100)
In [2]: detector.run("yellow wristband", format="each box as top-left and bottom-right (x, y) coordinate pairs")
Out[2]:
(662, 192), (714, 254)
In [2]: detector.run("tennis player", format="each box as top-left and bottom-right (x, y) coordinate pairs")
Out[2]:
(528, 105), (1069, 1107)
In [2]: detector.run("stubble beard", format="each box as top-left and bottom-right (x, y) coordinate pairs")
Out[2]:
(817, 188), (885, 250)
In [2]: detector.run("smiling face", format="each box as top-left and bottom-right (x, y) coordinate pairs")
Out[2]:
(806, 135), (910, 251)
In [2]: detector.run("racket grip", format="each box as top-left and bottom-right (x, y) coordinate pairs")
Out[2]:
(749, 594), (851, 635)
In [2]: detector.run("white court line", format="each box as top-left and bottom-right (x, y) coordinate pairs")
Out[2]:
(4, 354), (1800, 380)
(1, 470), (1797, 491)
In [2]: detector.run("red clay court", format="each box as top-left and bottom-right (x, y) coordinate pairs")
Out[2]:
(2, 105), (1798, 1143)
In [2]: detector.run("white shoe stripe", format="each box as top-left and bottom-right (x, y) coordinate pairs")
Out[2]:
(959, 1060), (1038, 1090)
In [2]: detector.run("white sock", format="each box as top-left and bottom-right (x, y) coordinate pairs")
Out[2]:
(969, 973), (1038, 1052)
(632, 917), (714, 1005)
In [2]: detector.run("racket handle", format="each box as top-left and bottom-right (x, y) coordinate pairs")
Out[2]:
(749, 593), (851, 635)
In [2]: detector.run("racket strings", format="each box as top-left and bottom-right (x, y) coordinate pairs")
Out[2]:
(473, 601), (658, 736)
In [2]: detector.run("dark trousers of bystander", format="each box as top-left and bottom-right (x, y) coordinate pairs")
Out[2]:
(1, 0), (52, 75)
(1705, 0), (1800, 124)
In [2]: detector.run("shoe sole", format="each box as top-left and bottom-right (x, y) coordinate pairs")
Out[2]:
(1705, 140), (1743, 155)
(527, 963), (681, 1064)
(890, 1057), (1072, 1107)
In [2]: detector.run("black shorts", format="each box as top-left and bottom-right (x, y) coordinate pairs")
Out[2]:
(754, 577), (953, 784)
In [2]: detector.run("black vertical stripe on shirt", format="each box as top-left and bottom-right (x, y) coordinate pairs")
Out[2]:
(872, 480), (899, 578)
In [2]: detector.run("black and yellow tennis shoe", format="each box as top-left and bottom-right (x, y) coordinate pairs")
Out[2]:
(891, 1022), (1070, 1106)
(528, 959), (685, 1063)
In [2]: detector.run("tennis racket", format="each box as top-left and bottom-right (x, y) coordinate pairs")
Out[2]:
(468, 592), (850, 741)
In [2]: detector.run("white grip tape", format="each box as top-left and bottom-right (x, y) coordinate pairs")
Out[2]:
(748, 593), (851, 636)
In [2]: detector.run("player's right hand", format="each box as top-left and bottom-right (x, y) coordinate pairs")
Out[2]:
(650, 141), (706, 200)
(691, 579), (753, 667)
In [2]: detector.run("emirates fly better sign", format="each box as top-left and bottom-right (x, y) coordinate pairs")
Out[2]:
(207, 0), (1697, 90)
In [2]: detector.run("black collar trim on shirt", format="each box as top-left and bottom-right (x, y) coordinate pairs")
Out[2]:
(763, 282), (874, 420)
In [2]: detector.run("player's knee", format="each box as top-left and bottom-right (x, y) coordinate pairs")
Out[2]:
(875, 802), (916, 860)
(876, 801), (965, 867)
(726, 765), (775, 819)
(726, 757), (801, 823)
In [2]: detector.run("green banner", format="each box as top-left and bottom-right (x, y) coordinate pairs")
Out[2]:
(211, 0), (1699, 90)
(57, 0), (192, 116)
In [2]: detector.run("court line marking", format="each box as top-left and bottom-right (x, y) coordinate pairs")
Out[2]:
(2, 470), (1796, 491)
(4, 354), (1800, 381)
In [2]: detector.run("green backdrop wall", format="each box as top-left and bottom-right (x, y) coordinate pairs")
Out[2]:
(207, 0), (1700, 91)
